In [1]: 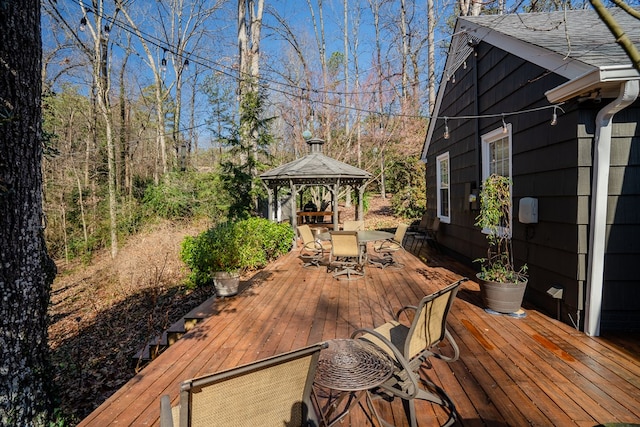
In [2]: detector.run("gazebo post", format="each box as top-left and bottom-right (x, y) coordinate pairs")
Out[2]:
(330, 180), (340, 230)
(291, 182), (299, 230)
(265, 185), (274, 221)
(357, 184), (367, 221)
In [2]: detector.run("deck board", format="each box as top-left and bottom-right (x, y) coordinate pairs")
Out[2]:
(78, 239), (640, 426)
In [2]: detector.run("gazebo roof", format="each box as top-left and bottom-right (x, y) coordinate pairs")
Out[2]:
(260, 138), (372, 187)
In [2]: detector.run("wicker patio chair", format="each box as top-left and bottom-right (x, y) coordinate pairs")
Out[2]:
(328, 231), (365, 280)
(297, 224), (327, 268)
(351, 278), (468, 427)
(370, 223), (409, 269)
(160, 343), (326, 427)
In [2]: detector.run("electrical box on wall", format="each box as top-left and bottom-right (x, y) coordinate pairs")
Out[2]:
(519, 197), (538, 224)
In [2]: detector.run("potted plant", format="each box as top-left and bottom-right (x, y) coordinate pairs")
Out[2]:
(474, 174), (528, 314)
(180, 218), (295, 297)
(208, 222), (244, 297)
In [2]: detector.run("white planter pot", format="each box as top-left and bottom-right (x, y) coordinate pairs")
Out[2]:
(212, 271), (240, 297)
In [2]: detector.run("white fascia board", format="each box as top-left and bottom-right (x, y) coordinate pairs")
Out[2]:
(461, 21), (593, 80)
(545, 65), (640, 103)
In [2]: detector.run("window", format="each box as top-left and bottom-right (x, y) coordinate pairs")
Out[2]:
(436, 152), (450, 222)
(481, 124), (513, 234)
(481, 124), (512, 179)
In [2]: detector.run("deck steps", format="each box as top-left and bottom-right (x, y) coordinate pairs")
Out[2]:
(132, 296), (218, 368)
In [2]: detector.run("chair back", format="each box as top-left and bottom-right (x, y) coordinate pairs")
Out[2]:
(163, 343), (325, 427)
(416, 213), (430, 230)
(431, 217), (441, 233)
(343, 220), (365, 231)
(330, 231), (360, 258)
(297, 224), (315, 246)
(405, 280), (461, 361)
(393, 223), (409, 244)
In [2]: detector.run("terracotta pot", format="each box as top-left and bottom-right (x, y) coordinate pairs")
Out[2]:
(212, 271), (240, 297)
(477, 273), (527, 314)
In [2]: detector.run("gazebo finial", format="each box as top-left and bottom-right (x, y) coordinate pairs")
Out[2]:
(307, 137), (325, 154)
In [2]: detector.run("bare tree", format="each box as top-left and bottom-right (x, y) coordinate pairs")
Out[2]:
(238, 0), (265, 211)
(79, 0), (120, 258)
(428, 0), (436, 115)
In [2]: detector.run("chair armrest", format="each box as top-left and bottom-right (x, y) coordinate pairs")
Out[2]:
(350, 327), (420, 399)
(394, 305), (417, 322)
(303, 241), (324, 254)
(433, 329), (460, 363)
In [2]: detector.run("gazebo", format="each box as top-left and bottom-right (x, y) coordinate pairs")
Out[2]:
(260, 138), (372, 231)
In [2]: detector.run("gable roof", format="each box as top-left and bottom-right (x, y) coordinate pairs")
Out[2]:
(457, 8), (640, 102)
(459, 8), (639, 72)
(423, 7), (640, 160)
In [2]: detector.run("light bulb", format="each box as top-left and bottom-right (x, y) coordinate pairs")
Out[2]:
(443, 118), (450, 140)
(80, 17), (87, 31)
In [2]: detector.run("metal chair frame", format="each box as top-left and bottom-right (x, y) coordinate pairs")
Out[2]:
(350, 278), (468, 427)
(297, 225), (326, 268)
(370, 223), (409, 269)
(328, 231), (365, 280)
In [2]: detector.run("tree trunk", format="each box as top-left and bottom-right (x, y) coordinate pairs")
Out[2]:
(94, 26), (119, 258)
(427, 0), (436, 115)
(238, 0), (265, 212)
(0, 1), (57, 425)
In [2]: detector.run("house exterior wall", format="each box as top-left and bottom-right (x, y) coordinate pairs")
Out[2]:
(429, 40), (640, 331)
(427, 42), (587, 326)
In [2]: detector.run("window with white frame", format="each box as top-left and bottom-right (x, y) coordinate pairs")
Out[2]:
(436, 152), (450, 222)
(481, 124), (512, 233)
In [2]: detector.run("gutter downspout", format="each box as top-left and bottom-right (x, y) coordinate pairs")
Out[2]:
(584, 80), (639, 337)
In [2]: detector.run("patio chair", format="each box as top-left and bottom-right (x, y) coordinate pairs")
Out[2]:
(328, 231), (365, 280)
(370, 223), (409, 269)
(410, 217), (440, 252)
(297, 224), (327, 268)
(343, 220), (365, 231)
(350, 278), (468, 427)
(160, 342), (326, 427)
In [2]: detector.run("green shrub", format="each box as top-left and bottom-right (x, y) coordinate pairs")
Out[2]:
(180, 217), (295, 288)
(143, 171), (225, 220)
(391, 186), (426, 219)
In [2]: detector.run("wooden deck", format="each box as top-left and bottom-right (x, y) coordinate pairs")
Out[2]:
(79, 238), (640, 426)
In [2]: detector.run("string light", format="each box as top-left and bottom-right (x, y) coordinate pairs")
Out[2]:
(160, 49), (168, 72)
(437, 104), (564, 126)
(443, 117), (450, 140)
(502, 114), (508, 133)
(80, 16), (87, 31)
(183, 59), (189, 69)
(61, 3), (568, 126)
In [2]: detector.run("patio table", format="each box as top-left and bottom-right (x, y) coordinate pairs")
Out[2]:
(313, 339), (393, 426)
(317, 230), (394, 243)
